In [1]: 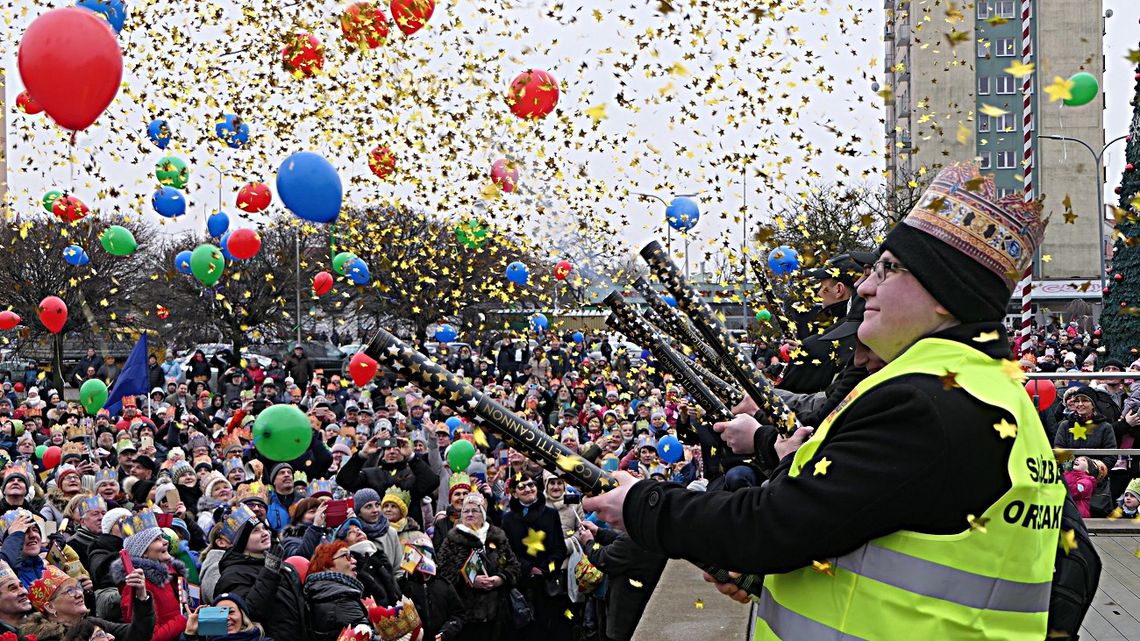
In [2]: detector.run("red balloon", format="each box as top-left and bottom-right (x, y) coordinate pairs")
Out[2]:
(313, 271), (334, 296)
(368, 146), (396, 179)
(38, 296), (67, 334)
(341, 2), (390, 49)
(507, 70), (559, 120)
(42, 445), (62, 470)
(227, 228), (262, 260)
(52, 195), (89, 223)
(18, 8), (123, 131)
(13, 383), (23, 394)
(0, 311), (21, 331)
(237, 182), (272, 213)
(390, 0), (434, 36)
(1025, 379), (1057, 412)
(281, 32), (324, 78)
(554, 260), (573, 281)
(285, 556), (309, 581)
(490, 159), (519, 193)
(16, 91), (42, 115)
(349, 351), (379, 387)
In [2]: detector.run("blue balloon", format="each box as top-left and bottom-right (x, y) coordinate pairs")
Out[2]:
(572, 331), (584, 344)
(146, 118), (171, 149)
(174, 250), (193, 275)
(219, 233), (236, 262)
(215, 114), (250, 149)
(658, 435), (683, 464)
(207, 211), (230, 238)
(77, 0), (126, 33)
(662, 294), (677, 307)
(445, 416), (462, 432)
(767, 245), (801, 276)
(152, 187), (187, 218)
(530, 313), (549, 332)
(506, 261), (529, 285)
(347, 258), (371, 285)
(63, 245), (89, 267)
(435, 324), (458, 343)
(276, 151), (343, 224)
(665, 197), (700, 232)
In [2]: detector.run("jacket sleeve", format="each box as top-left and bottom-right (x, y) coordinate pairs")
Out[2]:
(216, 563), (284, 623)
(439, 580), (467, 640)
(0, 532), (23, 568)
(305, 431), (334, 481)
(335, 451), (370, 492)
(492, 533), (521, 589)
(370, 549), (402, 603)
(410, 458), (440, 503)
(1098, 422), (1119, 469)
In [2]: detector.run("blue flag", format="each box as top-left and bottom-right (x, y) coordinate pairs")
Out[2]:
(104, 334), (150, 414)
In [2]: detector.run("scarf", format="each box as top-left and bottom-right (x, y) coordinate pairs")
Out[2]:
(360, 514), (390, 540)
(390, 517), (408, 532)
(457, 521), (490, 544)
(306, 570), (365, 593)
(348, 540), (378, 556)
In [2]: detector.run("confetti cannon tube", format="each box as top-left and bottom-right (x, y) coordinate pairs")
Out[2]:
(746, 257), (794, 338)
(634, 276), (733, 382)
(637, 303), (743, 407)
(364, 327), (765, 598)
(641, 241), (801, 436)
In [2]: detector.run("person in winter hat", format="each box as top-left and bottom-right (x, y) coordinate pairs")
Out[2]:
(88, 508), (131, 619)
(182, 592), (275, 641)
(110, 511), (187, 641)
(349, 488), (401, 574)
(1118, 478), (1140, 519)
(333, 516), (401, 606)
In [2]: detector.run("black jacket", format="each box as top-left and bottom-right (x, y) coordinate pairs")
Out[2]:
(585, 529), (668, 641)
(624, 323), (1020, 575)
(777, 300), (854, 395)
(303, 572), (370, 641)
(398, 572), (466, 640)
(335, 453), (437, 517)
(349, 541), (402, 606)
(501, 493), (567, 578)
(436, 525), (520, 623)
(214, 550), (310, 641)
(69, 525), (99, 571)
(1053, 415), (1118, 469)
(89, 533), (124, 591)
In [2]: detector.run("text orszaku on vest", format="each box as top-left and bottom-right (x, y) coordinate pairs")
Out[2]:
(752, 337), (1065, 641)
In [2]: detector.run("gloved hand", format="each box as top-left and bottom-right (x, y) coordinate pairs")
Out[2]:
(264, 543), (284, 574)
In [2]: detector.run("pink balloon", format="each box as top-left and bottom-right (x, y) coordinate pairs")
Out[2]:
(285, 556), (309, 581)
(491, 159), (518, 193)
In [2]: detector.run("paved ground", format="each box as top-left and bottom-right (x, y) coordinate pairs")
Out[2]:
(632, 559), (751, 641)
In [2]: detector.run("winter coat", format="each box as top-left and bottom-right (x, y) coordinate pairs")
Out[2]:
(284, 354), (315, 390)
(69, 525), (99, 570)
(196, 495), (228, 534)
(303, 571), (370, 641)
(1053, 415), (1118, 469)
(39, 486), (74, 524)
(111, 556), (188, 641)
(359, 518), (402, 574)
(501, 493), (567, 578)
(1, 531), (44, 588)
(280, 523), (327, 560)
(198, 548), (225, 605)
(180, 628), (273, 641)
(265, 491), (298, 534)
(436, 525), (520, 623)
(214, 549), (311, 641)
(335, 454), (438, 519)
(584, 528), (668, 641)
(347, 540), (401, 606)
(546, 496), (584, 555)
(1064, 469), (1096, 518)
(398, 572), (466, 640)
(19, 594), (155, 641)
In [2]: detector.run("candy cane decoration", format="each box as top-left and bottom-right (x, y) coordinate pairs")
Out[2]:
(1018, 0), (1035, 344)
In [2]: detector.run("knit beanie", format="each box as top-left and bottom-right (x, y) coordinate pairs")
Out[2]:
(123, 526), (164, 559)
(880, 162), (1046, 323)
(353, 488), (381, 512)
(171, 460), (194, 482)
(268, 462), (293, 485)
(1124, 478), (1140, 501)
(130, 479), (156, 506)
(102, 508), (132, 535)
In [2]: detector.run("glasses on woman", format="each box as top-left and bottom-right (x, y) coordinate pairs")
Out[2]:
(333, 550), (352, 561)
(871, 259), (910, 282)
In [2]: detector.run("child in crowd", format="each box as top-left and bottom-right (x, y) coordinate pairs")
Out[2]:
(1065, 456), (1097, 518)
(1118, 478), (1140, 519)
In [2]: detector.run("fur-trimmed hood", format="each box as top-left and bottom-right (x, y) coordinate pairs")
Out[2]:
(19, 612), (65, 641)
(109, 555), (187, 587)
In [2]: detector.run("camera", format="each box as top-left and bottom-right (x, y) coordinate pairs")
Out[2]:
(563, 493), (582, 505)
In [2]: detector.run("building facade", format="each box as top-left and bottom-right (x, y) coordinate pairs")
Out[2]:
(884, 0), (1105, 290)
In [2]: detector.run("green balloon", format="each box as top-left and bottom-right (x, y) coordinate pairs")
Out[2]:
(1064, 72), (1099, 107)
(446, 439), (476, 472)
(253, 404), (313, 462)
(100, 225), (138, 256)
(155, 157), (189, 189)
(455, 219), (488, 249)
(332, 251), (358, 276)
(755, 309), (772, 322)
(12, 421), (23, 437)
(79, 378), (108, 415)
(42, 191), (62, 213)
(35, 444), (47, 459)
(190, 243), (226, 287)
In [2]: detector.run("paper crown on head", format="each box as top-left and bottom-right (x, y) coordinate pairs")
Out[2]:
(119, 510), (159, 538)
(28, 565), (72, 612)
(234, 481), (268, 506)
(220, 503), (258, 544)
(223, 458), (244, 474)
(61, 441), (87, 458)
(307, 479), (335, 498)
(75, 496), (106, 518)
(0, 560), (15, 584)
(1, 509), (43, 534)
(93, 468), (118, 488)
(2, 464), (30, 487)
(382, 487), (411, 517)
(219, 434), (243, 454)
(335, 625), (374, 641)
(65, 425), (87, 442)
(901, 161), (1046, 289)
(447, 472), (473, 498)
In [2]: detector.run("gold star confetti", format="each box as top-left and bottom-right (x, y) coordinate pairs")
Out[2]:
(1004, 61), (1034, 78)
(694, 599), (704, 610)
(810, 560), (834, 575)
(967, 514), (990, 533)
(1044, 76), (1075, 103)
(522, 528), (546, 556)
(813, 457), (832, 476)
(973, 330), (1000, 343)
(1059, 529), (1077, 555)
(993, 419), (1017, 439)
(939, 371), (960, 390)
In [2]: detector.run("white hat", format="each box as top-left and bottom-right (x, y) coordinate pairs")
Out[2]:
(101, 508), (132, 535)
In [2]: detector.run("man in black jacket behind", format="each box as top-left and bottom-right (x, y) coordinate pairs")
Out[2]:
(336, 436), (438, 518)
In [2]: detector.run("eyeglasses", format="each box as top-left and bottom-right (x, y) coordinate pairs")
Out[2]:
(333, 551), (352, 561)
(871, 260), (910, 283)
(55, 585), (84, 600)
(515, 482), (536, 491)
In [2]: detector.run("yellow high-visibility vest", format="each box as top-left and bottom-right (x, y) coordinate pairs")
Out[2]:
(753, 338), (1064, 640)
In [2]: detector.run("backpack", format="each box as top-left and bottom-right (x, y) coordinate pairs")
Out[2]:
(1048, 491), (1102, 639)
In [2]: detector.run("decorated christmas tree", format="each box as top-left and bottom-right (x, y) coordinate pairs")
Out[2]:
(1101, 60), (1140, 361)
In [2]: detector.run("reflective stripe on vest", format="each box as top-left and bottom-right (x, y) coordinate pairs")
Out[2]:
(754, 337), (1064, 641)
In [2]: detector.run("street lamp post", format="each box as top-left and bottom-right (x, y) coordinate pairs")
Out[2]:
(1038, 133), (1127, 297)
(631, 190), (701, 282)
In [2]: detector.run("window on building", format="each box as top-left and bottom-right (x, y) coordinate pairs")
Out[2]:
(977, 39), (991, 58)
(978, 116), (991, 133)
(997, 151), (1016, 169)
(996, 38), (1016, 57)
(977, 1), (992, 19)
(997, 113), (1016, 132)
(996, 74), (1016, 94)
(998, 187), (1018, 198)
(978, 152), (992, 170)
(996, 0), (1016, 19)
(978, 76), (991, 95)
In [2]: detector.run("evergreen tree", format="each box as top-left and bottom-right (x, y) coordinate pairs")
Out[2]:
(1102, 62), (1140, 361)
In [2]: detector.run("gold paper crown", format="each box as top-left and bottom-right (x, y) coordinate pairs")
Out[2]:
(335, 626), (373, 641)
(28, 565), (72, 612)
(94, 468), (118, 487)
(120, 510), (159, 538)
(65, 425), (87, 442)
(447, 472), (473, 496)
(234, 481), (268, 506)
(61, 442), (87, 459)
(903, 161), (1046, 288)
(382, 487), (411, 517)
(372, 597), (421, 641)
(0, 560), (15, 584)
